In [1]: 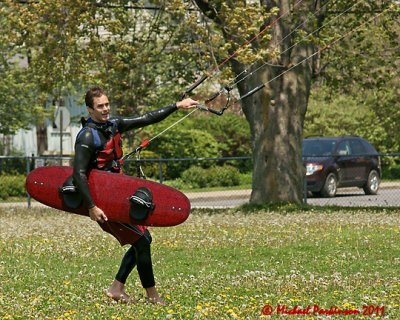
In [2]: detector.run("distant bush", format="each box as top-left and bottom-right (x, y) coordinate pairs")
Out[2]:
(164, 178), (191, 190)
(146, 129), (221, 179)
(181, 166), (209, 188)
(138, 113), (253, 178)
(382, 164), (400, 180)
(181, 165), (240, 188)
(211, 165), (241, 187)
(122, 150), (166, 179)
(0, 174), (26, 199)
(0, 158), (27, 175)
(239, 172), (252, 186)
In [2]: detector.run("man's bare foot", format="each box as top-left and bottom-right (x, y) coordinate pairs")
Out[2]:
(107, 290), (136, 304)
(145, 286), (167, 305)
(146, 296), (167, 305)
(107, 279), (136, 304)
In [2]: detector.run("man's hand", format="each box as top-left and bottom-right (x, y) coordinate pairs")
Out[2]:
(89, 206), (108, 223)
(176, 98), (199, 109)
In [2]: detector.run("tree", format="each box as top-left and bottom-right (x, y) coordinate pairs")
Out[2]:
(0, 0), (208, 154)
(310, 0), (400, 153)
(0, 60), (37, 136)
(0, 5), (44, 137)
(1, 0), (100, 153)
(191, 0), (398, 203)
(193, 0), (318, 203)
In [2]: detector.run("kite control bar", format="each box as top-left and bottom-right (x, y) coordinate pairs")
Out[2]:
(179, 74), (208, 101)
(196, 104), (228, 116)
(195, 85), (232, 116)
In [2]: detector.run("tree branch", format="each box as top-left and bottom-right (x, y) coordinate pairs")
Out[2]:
(192, 0), (223, 25)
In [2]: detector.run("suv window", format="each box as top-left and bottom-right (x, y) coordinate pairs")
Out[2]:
(360, 139), (378, 154)
(336, 141), (351, 155)
(349, 139), (366, 155)
(303, 140), (336, 155)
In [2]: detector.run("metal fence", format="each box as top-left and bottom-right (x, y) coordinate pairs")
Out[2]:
(0, 154), (399, 208)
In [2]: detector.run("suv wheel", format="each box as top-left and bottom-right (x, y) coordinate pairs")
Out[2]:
(321, 172), (337, 197)
(363, 169), (380, 195)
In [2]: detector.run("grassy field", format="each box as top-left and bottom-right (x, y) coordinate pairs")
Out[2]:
(0, 206), (399, 319)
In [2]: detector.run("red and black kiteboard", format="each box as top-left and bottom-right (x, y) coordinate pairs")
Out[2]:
(25, 166), (190, 227)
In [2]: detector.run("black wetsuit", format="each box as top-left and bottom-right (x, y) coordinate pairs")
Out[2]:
(73, 104), (177, 208)
(73, 103), (177, 287)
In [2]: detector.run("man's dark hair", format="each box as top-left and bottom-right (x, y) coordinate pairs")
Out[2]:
(85, 86), (107, 109)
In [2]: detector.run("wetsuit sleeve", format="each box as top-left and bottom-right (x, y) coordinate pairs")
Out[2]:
(73, 129), (96, 209)
(117, 104), (178, 133)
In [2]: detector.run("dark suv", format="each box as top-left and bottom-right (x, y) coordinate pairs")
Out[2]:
(303, 136), (381, 197)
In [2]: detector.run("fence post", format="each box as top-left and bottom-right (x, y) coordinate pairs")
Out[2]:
(303, 175), (307, 204)
(27, 155), (31, 208)
(159, 158), (163, 184)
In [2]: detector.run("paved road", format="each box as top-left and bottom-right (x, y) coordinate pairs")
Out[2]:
(188, 183), (400, 208)
(306, 188), (400, 207)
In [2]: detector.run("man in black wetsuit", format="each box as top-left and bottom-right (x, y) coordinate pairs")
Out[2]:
(73, 86), (198, 304)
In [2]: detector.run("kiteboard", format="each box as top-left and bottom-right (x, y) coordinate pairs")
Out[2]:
(25, 166), (190, 227)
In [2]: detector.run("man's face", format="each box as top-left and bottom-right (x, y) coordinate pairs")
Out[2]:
(87, 94), (110, 123)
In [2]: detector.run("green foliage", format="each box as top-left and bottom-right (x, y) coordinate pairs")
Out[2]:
(181, 166), (209, 188)
(122, 150), (166, 179)
(305, 88), (369, 137)
(93, 1), (208, 112)
(0, 67), (39, 135)
(141, 127), (221, 179)
(239, 171), (252, 186)
(181, 165), (240, 188)
(186, 113), (252, 157)
(193, 0), (275, 67)
(1, 0), (398, 189)
(0, 0), (209, 133)
(161, 177), (188, 190)
(382, 164), (400, 180)
(305, 83), (399, 154)
(310, 0), (400, 153)
(0, 8), (46, 135)
(318, 1), (398, 97)
(0, 175), (26, 199)
(304, 87), (375, 137)
(136, 112), (253, 176)
(0, 0), (94, 134)
(213, 164), (241, 186)
(0, 158), (27, 175)
(363, 80), (400, 153)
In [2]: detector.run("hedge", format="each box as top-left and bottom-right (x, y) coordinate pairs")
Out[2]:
(382, 164), (400, 180)
(181, 165), (240, 188)
(0, 175), (26, 200)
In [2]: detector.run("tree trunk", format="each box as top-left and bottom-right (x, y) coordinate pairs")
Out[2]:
(195, 0), (316, 203)
(36, 118), (48, 156)
(238, 1), (315, 203)
(237, 63), (312, 203)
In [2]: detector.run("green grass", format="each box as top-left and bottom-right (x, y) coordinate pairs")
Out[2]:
(0, 206), (399, 319)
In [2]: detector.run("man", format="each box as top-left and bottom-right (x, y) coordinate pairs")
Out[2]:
(73, 86), (198, 304)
